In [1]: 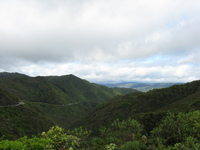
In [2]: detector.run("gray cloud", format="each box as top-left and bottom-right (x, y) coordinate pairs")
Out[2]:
(0, 0), (200, 82)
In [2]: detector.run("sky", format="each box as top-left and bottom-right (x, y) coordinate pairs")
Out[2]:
(0, 0), (200, 83)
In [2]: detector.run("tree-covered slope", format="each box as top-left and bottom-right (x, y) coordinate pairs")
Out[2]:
(2, 110), (200, 149)
(45, 74), (138, 107)
(0, 72), (28, 79)
(0, 72), (136, 106)
(82, 80), (200, 129)
(0, 72), (137, 129)
(0, 76), (73, 104)
(0, 90), (54, 140)
(0, 88), (19, 106)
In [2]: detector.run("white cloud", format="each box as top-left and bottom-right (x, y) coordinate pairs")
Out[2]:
(1, 58), (198, 83)
(178, 50), (200, 64)
(0, 0), (200, 82)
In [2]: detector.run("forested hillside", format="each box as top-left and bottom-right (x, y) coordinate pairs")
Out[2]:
(1, 111), (200, 149)
(0, 72), (136, 137)
(82, 80), (200, 131)
(0, 88), (19, 106)
(1, 72), (200, 149)
(0, 90), (54, 140)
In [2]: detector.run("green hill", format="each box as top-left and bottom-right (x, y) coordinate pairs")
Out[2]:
(0, 90), (54, 140)
(82, 80), (200, 131)
(45, 74), (138, 107)
(1, 75), (200, 149)
(0, 76), (73, 104)
(0, 72), (137, 129)
(0, 72), (28, 79)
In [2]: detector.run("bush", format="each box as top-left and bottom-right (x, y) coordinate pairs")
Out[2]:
(0, 137), (48, 150)
(151, 111), (200, 146)
(119, 141), (146, 150)
(0, 140), (24, 150)
(41, 126), (80, 149)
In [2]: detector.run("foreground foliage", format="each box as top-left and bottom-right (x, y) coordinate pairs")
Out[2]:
(1, 111), (200, 149)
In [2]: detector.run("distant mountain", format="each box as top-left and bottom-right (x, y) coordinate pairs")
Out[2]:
(100, 82), (183, 92)
(0, 89), (54, 140)
(45, 75), (138, 106)
(82, 80), (200, 132)
(0, 72), (137, 129)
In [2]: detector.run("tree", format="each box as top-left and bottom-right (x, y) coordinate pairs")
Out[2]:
(151, 111), (200, 146)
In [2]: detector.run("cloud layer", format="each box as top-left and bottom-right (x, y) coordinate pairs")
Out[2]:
(0, 0), (200, 82)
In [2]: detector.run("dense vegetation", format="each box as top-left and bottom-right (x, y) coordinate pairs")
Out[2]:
(0, 72), (28, 79)
(1, 72), (200, 149)
(0, 73), (136, 106)
(1, 111), (200, 149)
(0, 72), (136, 138)
(0, 91), (54, 140)
(82, 80), (200, 130)
(0, 88), (19, 106)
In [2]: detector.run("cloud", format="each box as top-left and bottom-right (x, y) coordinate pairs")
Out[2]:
(0, 0), (200, 82)
(0, 57), (198, 83)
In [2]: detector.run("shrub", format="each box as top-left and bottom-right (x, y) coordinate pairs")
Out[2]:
(119, 141), (146, 150)
(41, 126), (80, 149)
(151, 111), (200, 146)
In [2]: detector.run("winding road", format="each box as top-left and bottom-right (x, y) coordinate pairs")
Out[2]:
(0, 101), (79, 107)
(0, 102), (25, 107)
(33, 102), (79, 107)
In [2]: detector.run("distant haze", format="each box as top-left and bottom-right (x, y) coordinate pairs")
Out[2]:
(0, 0), (200, 83)
(101, 82), (183, 92)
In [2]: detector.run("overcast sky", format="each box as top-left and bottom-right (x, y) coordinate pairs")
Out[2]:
(0, 0), (200, 83)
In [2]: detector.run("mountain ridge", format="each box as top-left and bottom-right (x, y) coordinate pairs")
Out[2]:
(0, 72), (137, 130)
(81, 80), (200, 131)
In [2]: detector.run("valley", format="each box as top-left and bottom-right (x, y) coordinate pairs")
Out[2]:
(0, 72), (200, 149)
(0, 72), (137, 136)
(100, 82), (183, 92)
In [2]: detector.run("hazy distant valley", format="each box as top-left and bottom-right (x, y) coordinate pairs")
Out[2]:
(99, 82), (183, 92)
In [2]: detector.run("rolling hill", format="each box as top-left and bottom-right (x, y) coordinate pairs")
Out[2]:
(1, 73), (200, 149)
(0, 72), (137, 129)
(0, 89), (54, 140)
(82, 80), (200, 132)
